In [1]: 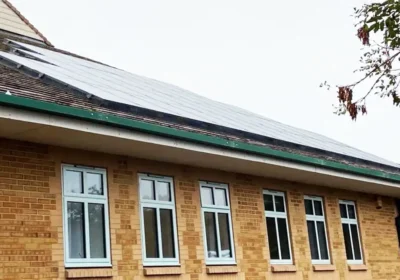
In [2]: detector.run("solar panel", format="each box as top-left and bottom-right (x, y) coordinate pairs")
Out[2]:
(0, 40), (397, 168)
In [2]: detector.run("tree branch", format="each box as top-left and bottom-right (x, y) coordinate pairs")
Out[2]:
(347, 50), (400, 88)
(355, 71), (386, 103)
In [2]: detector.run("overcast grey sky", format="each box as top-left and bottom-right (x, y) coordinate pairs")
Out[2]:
(10, 0), (400, 163)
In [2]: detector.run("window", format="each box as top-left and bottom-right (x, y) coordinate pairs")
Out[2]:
(340, 200), (363, 264)
(304, 196), (330, 264)
(395, 199), (400, 248)
(62, 165), (111, 268)
(139, 174), (179, 266)
(200, 181), (235, 265)
(263, 190), (292, 264)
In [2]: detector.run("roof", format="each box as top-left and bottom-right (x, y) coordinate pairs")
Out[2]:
(0, 39), (398, 178)
(1, 0), (52, 46)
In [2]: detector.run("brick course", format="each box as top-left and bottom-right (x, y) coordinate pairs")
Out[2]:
(0, 138), (399, 280)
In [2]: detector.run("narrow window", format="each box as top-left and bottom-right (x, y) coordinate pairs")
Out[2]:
(263, 190), (292, 264)
(139, 174), (179, 266)
(395, 199), (400, 248)
(339, 200), (363, 264)
(62, 165), (111, 267)
(200, 181), (235, 265)
(304, 196), (330, 264)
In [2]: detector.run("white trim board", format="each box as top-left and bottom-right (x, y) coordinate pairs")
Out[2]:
(1, 105), (400, 197)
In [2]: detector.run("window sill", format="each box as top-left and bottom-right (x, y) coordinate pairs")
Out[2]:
(143, 262), (180, 267)
(143, 267), (182, 276)
(348, 264), (368, 271)
(313, 264), (336, 272)
(270, 265), (297, 273)
(65, 262), (112, 268)
(65, 268), (113, 279)
(205, 260), (236, 266)
(206, 266), (238, 274)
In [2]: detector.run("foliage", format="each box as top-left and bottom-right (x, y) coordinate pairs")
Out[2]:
(323, 0), (400, 120)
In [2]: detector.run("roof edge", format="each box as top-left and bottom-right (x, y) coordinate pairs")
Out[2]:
(2, 40), (398, 172)
(2, 0), (53, 46)
(0, 93), (399, 183)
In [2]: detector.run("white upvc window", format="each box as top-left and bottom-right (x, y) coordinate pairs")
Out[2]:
(263, 190), (292, 265)
(200, 181), (235, 265)
(62, 165), (111, 268)
(339, 200), (363, 264)
(139, 174), (179, 266)
(304, 195), (330, 265)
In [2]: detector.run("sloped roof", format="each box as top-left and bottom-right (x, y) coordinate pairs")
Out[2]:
(0, 39), (398, 174)
(0, 0), (52, 46)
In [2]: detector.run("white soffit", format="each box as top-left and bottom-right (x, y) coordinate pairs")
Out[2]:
(0, 40), (398, 168)
(0, 105), (399, 197)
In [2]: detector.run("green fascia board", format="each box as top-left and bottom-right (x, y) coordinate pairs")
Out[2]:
(0, 93), (399, 183)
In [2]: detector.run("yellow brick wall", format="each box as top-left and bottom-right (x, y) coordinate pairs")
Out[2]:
(0, 138), (399, 280)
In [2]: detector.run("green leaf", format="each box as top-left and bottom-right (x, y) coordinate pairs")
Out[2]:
(369, 22), (379, 32)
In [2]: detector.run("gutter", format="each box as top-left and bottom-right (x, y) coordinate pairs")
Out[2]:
(0, 93), (399, 183)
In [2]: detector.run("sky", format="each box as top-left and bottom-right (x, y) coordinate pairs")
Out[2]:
(10, 0), (400, 164)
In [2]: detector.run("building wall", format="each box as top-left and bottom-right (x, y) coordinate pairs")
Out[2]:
(0, 138), (399, 280)
(0, 1), (43, 41)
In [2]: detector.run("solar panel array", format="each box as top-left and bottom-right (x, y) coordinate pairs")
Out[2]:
(0, 40), (397, 168)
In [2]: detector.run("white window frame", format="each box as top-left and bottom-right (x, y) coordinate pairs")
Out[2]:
(304, 195), (330, 265)
(339, 200), (363, 265)
(200, 181), (236, 265)
(138, 173), (179, 267)
(263, 190), (293, 265)
(61, 164), (111, 268)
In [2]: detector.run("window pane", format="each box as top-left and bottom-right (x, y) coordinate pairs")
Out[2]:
(275, 196), (285, 212)
(87, 173), (103, 195)
(218, 213), (232, 258)
(314, 201), (323, 216)
(141, 180), (155, 200)
(67, 202), (86, 258)
(305, 199), (313, 215)
(351, 224), (362, 260)
(266, 217), (279, 260)
(157, 182), (171, 202)
(201, 187), (214, 205)
(342, 224), (353, 260)
(277, 218), (290, 259)
(88, 203), (106, 258)
(307, 221), (319, 260)
(340, 204), (347, 218)
(204, 212), (218, 258)
(264, 194), (274, 211)
(64, 170), (83, 194)
(215, 188), (228, 206)
(396, 199), (400, 248)
(143, 207), (158, 258)
(317, 221), (329, 260)
(160, 209), (175, 258)
(348, 205), (356, 219)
